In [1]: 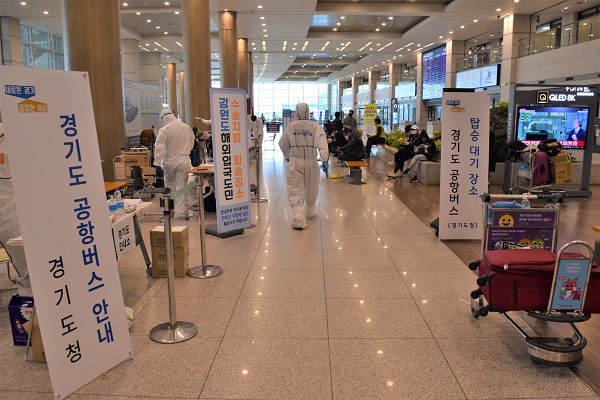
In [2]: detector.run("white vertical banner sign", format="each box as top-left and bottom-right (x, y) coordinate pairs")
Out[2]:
(439, 91), (490, 240)
(363, 104), (377, 136)
(210, 88), (252, 233)
(0, 66), (133, 399)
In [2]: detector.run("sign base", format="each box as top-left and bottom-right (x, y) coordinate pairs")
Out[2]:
(149, 321), (198, 344)
(205, 223), (244, 238)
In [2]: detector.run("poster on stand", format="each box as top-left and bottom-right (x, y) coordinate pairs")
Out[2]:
(0, 66), (132, 400)
(439, 91), (489, 240)
(363, 104), (377, 136)
(210, 88), (253, 233)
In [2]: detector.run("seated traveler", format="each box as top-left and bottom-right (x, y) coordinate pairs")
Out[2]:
(364, 117), (386, 158)
(387, 125), (420, 178)
(402, 130), (437, 183)
(337, 129), (365, 162)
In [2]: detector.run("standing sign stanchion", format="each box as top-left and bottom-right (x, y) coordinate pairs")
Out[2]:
(187, 167), (223, 279)
(150, 190), (198, 343)
(252, 139), (268, 203)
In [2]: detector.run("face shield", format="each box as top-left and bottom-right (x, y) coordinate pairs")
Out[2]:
(160, 109), (174, 126)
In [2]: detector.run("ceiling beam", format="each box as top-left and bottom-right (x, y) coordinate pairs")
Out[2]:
(314, 3), (445, 16)
(307, 32), (402, 40)
(294, 58), (359, 65)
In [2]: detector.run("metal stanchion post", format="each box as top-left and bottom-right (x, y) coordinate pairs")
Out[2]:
(187, 172), (223, 279)
(150, 190), (198, 343)
(252, 138), (268, 203)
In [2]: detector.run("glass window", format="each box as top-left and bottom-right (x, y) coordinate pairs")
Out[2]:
(20, 24), (64, 70)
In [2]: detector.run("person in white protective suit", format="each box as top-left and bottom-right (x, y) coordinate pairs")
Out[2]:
(249, 115), (264, 146)
(154, 109), (195, 219)
(278, 103), (329, 230)
(0, 122), (32, 296)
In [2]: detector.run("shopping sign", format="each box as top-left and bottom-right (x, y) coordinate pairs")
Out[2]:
(0, 66), (132, 400)
(210, 88), (253, 233)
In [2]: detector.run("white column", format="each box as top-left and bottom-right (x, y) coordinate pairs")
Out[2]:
(121, 39), (140, 81)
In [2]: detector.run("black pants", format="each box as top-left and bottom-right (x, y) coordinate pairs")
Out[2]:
(393, 148), (413, 173)
(365, 136), (385, 155)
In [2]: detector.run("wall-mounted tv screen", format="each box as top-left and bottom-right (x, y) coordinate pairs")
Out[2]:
(516, 106), (589, 149)
(422, 45), (446, 100)
(456, 64), (499, 89)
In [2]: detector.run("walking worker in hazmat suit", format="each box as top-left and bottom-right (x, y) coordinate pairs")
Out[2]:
(0, 121), (32, 296)
(154, 108), (195, 219)
(279, 103), (329, 230)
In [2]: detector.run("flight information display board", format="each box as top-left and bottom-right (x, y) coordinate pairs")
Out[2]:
(422, 45), (447, 100)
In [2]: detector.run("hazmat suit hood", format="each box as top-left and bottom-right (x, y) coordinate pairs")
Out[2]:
(160, 108), (177, 125)
(296, 103), (310, 120)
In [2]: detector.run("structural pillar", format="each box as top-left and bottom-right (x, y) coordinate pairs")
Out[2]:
(219, 11), (238, 89)
(248, 51), (254, 110)
(63, 0), (126, 181)
(0, 16), (23, 66)
(179, 71), (185, 122)
(167, 63), (178, 117)
(182, 0), (211, 128)
(445, 40), (465, 89)
(500, 14), (530, 101)
(415, 52), (428, 126)
(238, 38), (249, 93)
(121, 39), (140, 82)
(140, 52), (161, 87)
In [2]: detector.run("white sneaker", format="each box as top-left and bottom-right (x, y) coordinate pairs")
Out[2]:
(386, 171), (396, 178)
(396, 171), (405, 177)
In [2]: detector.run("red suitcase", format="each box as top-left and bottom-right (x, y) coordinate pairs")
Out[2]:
(476, 249), (600, 314)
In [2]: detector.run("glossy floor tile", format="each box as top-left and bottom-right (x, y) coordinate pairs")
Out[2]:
(0, 147), (596, 400)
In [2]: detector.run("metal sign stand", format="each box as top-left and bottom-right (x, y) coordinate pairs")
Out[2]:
(252, 139), (268, 203)
(150, 190), (198, 343)
(187, 171), (223, 279)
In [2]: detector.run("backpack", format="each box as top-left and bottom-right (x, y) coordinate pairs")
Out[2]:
(532, 151), (550, 185)
(538, 139), (562, 157)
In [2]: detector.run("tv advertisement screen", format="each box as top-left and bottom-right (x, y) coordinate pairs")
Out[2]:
(516, 105), (590, 149)
(456, 64), (499, 89)
(422, 45), (446, 100)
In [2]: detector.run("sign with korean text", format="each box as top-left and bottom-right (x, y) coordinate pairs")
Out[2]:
(112, 213), (136, 260)
(363, 103), (377, 136)
(439, 91), (489, 240)
(210, 88), (252, 233)
(0, 66), (132, 400)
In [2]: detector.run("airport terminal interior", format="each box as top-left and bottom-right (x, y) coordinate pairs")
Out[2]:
(1, 0), (600, 399)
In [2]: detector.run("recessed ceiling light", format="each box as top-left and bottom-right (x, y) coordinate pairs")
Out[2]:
(154, 48), (158, 51)
(514, 0), (519, 2)
(496, 8), (501, 11)
(388, 16), (393, 20)
(262, 23), (266, 26)
(136, 11), (141, 15)
(474, 19), (478, 22)
(260, 16), (265, 20)
(439, 36), (443, 38)
(341, 16), (345, 19)
(175, 11), (179, 14)
(156, 26), (160, 29)
(258, 5), (263, 8)
(164, 32), (168, 34)
(264, 34), (268, 37)
(337, 22), (341, 25)
(20, 1), (26, 4)
(164, 1), (170, 5)
(263, 29), (267, 32)
(375, 28), (380, 31)
(122, 2), (128, 6)
(147, 19), (151, 22)
(43, 11), (49, 14)
(449, 31), (453, 34)
(333, 28), (338, 31)
(460, 25), (465, 28)
(146, 43), (150, 46)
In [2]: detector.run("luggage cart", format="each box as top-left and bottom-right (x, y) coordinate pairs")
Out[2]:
(509, 147), (557, 195)
(469, 193), (595, 366)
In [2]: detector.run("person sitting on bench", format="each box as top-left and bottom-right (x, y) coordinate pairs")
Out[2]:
(402, 130), (437, 183)
(337, 129), (365, 162)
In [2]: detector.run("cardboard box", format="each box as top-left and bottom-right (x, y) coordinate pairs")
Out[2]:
(8, 296), (34, 346)
(150, 226), (189, 248)
(24, 315), (45, 362)
(122, 154), (150, 169)
(151, 245), (189, 264)
(549, 151), (569, 164)
(151, 258), (189, 278)
(551, 161), (571, 183)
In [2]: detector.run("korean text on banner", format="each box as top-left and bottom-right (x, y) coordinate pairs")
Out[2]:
(0, 66), (132, 400)
(363, 104), (377, 136)
(439, 91), (490, 240)
(210, 88), (253, 233)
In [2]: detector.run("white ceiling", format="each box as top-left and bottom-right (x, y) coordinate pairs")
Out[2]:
(1, 0), (598, 83)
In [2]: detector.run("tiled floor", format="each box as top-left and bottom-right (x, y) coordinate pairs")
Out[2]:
(0, 147), (598, 399)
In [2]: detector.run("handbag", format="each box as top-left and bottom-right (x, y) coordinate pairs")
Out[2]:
(538, 139), (562, 157)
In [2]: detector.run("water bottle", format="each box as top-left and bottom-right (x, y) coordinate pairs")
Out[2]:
(108, 195), (118, 217)
(114, 190), (125, 216)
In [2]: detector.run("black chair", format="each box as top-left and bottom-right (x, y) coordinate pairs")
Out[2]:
(129, 165), (156, 199)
